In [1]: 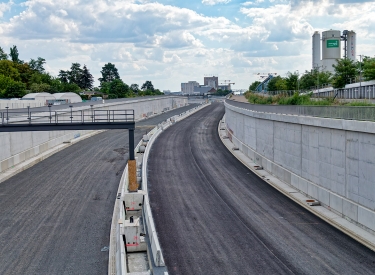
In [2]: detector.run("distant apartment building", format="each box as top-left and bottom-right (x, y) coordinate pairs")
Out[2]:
(181, 81), (199, 94)
(204, 76), (218, 89)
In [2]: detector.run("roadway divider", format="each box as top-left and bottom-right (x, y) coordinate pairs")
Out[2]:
(109, 102), (210, 275)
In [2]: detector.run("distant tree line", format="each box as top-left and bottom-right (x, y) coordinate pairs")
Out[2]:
(0, 45), (163, 99)
(248, 56), (375, 93)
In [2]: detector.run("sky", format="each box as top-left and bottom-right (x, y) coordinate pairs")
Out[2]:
(0, 0), (375, 91)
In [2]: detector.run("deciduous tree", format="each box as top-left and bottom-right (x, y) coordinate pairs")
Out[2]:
(332, 58), (356, 88)
(98, 63), (120, 84)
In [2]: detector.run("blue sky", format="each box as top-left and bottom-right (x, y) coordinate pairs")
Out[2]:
(1, 0), (375, 91)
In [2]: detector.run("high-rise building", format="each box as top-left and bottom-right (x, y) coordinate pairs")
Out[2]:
(204, 76), (218, 89)
(181, 81), (199, 94)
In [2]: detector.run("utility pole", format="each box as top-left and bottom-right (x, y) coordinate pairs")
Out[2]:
(358, 54), (362, 98)
(296, 70), (299, 92)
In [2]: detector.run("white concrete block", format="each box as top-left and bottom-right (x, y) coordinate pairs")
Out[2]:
(358, 206), (375, 231)
(342, 199), (358, 222)
(330, 193), (343, 213)
(318, 188), (330, 206)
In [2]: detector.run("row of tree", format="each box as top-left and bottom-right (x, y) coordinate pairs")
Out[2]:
(0, 45), (163, 98)
(249, 57), (375, 93)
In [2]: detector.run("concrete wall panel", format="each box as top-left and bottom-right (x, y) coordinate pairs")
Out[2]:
(225, 101), (375, 234)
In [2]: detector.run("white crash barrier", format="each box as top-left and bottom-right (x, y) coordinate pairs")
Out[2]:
(109, 102), (210, 274)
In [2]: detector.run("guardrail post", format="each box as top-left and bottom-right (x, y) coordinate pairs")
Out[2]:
(69, 105), (73, 123)
(48, 104), (52, 123)
(5, 106), (9, 124)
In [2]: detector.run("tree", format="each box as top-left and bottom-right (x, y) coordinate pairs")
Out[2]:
(130, 83), (139, 93)
(98, 63), (120, 84)
(110, 79), (130, 97)
(249, 81), (261, 91)
(9, 45), (22, 64)
(29, 57), (46, 73)
(285, 71), (299, 90)
(362, 56), (375, 81)
(267, 76), (287, 92)
(0, 60), (21, 81)
(332, 58), (357, 88)
(299, 70), (316, 90)
(68, 63), (83, 86)
(141, 80), (154, 91)
(14, 63), (34, 87)
(0, 47), (7, 60)
(3, 81), (26, 98)
(80, 65), (94, 90)
(30, 83), (52, 93)
(58, 70), (69, 83)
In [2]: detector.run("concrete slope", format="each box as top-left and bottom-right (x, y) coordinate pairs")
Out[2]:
(148, 103), (375, 275)
(0, 104), (197, 275)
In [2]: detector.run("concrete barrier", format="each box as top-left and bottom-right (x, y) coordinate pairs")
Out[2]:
(224, 100), (375, 236)
(109, 102), (210, 275)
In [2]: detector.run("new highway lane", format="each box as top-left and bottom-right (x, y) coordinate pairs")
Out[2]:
(148, 103), (375, 275)
(0, 104), (198, 275)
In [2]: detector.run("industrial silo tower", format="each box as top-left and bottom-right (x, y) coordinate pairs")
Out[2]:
(346, 30), (357, 62)
(312, 31), (321, 69)
(321, 30), (341, 72)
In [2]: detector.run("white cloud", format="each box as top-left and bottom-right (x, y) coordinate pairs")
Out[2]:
(1, 0), (375, 90)
(0, 0), (13, 18)
(202, 0), (231, 6)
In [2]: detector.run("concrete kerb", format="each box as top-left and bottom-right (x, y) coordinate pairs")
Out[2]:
(109, 102), (210, 275)
(218, 115), (375, 252)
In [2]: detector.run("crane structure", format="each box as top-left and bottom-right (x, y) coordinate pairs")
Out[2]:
(219, 80), (235, 91)
(253, 73), (278, 80)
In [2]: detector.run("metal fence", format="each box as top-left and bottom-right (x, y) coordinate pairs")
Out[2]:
(226, 100), (375, 121)
(0, 108), (134, 125)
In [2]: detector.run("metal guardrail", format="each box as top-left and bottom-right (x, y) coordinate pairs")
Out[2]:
(0, 108), (134, 125)
(226, 100), (375, 121)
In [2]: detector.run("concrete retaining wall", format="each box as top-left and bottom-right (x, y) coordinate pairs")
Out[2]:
(0, 96), (187, 174)
(0, 100), (45, 110)
(225, 101), (375, 234)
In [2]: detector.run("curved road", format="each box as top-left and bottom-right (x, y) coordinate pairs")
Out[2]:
(0, 104), (197, 275)
(148, 103), (375, 275)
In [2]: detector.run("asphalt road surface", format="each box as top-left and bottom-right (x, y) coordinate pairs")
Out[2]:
(0, 104), (198, 275)
(148, 103), (375, 275)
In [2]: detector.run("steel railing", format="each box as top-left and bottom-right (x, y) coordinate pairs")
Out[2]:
(226, 100), (375, 121)
(0, 109), (134, 125)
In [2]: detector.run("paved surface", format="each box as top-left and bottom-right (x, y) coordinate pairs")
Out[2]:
(148, 103), (375, 275)
(0, 104), (197, 275)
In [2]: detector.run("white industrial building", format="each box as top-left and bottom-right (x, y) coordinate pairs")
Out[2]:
(181, 81), (199, 94)
(23, 92), (56, 102)
(312, 29), (356, 73)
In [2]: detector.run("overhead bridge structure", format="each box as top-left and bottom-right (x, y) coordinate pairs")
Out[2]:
(0, 108), (136, 160)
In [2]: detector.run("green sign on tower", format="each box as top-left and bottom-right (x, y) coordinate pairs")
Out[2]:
(327, 40), (339, 48)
